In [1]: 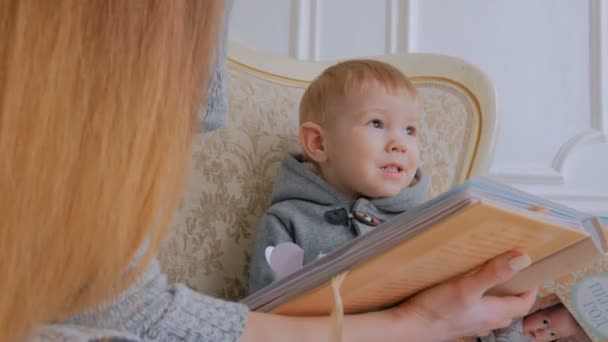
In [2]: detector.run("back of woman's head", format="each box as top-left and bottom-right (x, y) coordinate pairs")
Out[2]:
(0, 1), (224, 339)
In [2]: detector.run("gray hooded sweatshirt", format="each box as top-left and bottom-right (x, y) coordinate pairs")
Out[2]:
(248, 153), (429, 294)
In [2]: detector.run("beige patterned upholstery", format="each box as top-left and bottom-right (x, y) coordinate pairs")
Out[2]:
(158, 43), (498, 301)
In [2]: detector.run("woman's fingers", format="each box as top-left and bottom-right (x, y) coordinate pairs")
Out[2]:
(476, 330), (491, 337)
(484, 287), (538, 321)
(456, 251), (537, 329)
(400, 250), (538, 340)
(459, 251), (532, 299)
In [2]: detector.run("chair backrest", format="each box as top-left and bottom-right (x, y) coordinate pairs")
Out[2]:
(158, 42), (498, 300)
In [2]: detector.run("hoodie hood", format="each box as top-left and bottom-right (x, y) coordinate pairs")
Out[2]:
(270, 153), (428, 213)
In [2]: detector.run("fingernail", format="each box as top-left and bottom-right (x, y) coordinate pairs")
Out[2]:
(508, 255), (532, 271)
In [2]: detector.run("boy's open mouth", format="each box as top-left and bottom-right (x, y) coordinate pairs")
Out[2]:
(381, 164), (403, 172)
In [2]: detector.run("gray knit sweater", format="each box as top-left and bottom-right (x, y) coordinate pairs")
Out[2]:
(29, 260), (248, 342)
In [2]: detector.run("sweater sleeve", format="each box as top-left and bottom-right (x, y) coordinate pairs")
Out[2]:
(65, 259), (249, 342)
(248, 214), (295, 294)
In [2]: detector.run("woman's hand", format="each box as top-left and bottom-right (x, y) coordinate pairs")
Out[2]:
(392, 250), (538, 341)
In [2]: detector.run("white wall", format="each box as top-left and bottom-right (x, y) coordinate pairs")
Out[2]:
(230, 0), (608, 215)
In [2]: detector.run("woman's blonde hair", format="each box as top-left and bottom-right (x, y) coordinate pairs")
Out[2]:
(0, 1), (224, 339)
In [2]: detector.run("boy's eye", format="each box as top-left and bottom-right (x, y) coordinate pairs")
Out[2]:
(550, 332), (556, 337)
(369, 119), (383, 128)
(406, 126), (417, 136)
(543, 319), (549, 327)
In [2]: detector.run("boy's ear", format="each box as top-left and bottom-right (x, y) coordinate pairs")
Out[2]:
(299, 122), (327, 163)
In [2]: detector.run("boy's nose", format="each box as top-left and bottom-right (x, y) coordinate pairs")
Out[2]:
(387, 138), (407, 153)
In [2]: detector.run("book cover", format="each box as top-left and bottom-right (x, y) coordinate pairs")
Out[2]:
(532, 217), (608, 342)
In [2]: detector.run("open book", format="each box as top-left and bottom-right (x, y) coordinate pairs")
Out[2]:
(242, 177), (607, 321)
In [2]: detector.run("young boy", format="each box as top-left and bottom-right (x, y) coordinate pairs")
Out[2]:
(480, 303), (583, 342)
(248, 59), (428, 293)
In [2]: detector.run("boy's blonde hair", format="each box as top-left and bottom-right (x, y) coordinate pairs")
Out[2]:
(0, 1), (224, 339)
(299, 59), (418, 125)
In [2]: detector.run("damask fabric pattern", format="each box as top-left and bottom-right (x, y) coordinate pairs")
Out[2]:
(158, 66), (479, 301)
